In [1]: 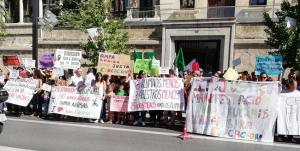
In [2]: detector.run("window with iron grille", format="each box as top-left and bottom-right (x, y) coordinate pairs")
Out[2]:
(180, 0), (195, 9)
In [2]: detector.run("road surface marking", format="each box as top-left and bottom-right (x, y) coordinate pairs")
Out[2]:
(7, 118), (300, 149)
(0, 145), (36, 151)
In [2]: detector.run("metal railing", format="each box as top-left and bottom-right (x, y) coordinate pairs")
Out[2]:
(125, 5), (280, 23)
(207, 6), (235, 18)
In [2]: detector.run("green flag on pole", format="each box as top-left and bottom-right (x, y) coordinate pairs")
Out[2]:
(173, 48), (185, 71)
(133, 50), (142, 62)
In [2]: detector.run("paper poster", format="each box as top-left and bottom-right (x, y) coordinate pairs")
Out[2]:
(255, 56), (283, 75)
(159, 67), (170, 75)
(42, 83), (52, 92)
(9, 69), (19, 79)
(128, 78), (185, 112)
(54, 49), (82, 69)
(22, 58), (36, 69)
(39, 53), (54, 68)
(52, 68), (64, 77)
(223, 67), (239, 81)
(2, 56), (20, 66)
(4, 78), (38, 107)
(277, 91), (300, 135)
(110, 95), (129, 112)
(48, 86), (103, 119)
(97, 52), (131, 76)
(186, 78), (280, 142)
(133, 59), (151, 75)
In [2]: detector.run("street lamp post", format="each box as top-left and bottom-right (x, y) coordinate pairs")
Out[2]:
(32, 0), (39, 68)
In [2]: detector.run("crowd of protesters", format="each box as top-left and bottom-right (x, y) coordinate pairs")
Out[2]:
(0, 65), (299, 142)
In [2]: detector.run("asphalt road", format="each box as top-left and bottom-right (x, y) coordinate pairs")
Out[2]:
(0, 116), (299, 151)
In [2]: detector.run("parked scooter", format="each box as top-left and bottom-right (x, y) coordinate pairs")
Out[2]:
(0, 82), (8, 134)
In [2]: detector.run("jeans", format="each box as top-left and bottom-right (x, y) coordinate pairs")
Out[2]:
(134, 111), (146, 122)
(32, 92), (43, 114)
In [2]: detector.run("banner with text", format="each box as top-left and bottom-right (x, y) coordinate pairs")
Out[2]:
(97, 52), (131, 76)
(186, 78), (280, 142)
(110, 95), (129, 112)
(277, 91), (300, 135)
(54, 49), (82, 69)
(128, 78), (185, 112)
(48, 86), (103, 119)
(4, 78), (38, 106)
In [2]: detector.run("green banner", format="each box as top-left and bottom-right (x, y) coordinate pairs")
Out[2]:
(133, 59), (152, 74)
(150, 59), (160, 77)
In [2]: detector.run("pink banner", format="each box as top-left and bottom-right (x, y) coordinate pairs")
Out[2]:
(110, 95), (128, 112)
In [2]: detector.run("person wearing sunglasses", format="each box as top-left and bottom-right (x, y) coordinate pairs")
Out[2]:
(259, 72), (272, 81)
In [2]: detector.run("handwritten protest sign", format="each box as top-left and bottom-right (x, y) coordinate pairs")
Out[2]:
(9, 69), (19, 79)
(54, 49), (82, 69)
(42, 83), (52, 92)
(97, 52), (131, 76)
(277, 91), (300, 135)
(39, 53), (54, 68)
(186, 78), (280, 142)
(223, 67), (239, 81)
(159, 67), (170, 75)
(133, 59), (151, 75)
(110, 95), (129, 112)
(128, 78), (185, 112)
(4, 78), (38, 106)
(255, 56), (283, 75)
(3, 56), (20, 66)
(22, 58), (36, 69)
(52, 68), (64, 77)
(48, 86), (103, 119)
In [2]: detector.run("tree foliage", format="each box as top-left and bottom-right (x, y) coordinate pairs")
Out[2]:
(60, 0), (129, 67)
(264, 0), (300, 69)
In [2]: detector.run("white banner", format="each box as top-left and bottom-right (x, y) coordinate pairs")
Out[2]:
(186, 78), (280, 142)
(277, 91), (300, 135)
(54, 49), (82, 69)
(48, 86), (103, 119)
(4, 78), (38, 106)
(128, 78), (185, 111)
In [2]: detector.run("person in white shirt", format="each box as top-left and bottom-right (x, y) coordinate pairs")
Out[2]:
(69, 68), (84, 87)
(84, 68), (95, 87)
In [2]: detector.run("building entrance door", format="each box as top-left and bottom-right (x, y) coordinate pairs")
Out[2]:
(175, 40), (220, 73)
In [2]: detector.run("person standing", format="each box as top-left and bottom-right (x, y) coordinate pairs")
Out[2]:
(31, 69), (44, 117)
(94, 72), (107, 123)
(133, 70), (146, 126)
(85, 68), (96, 87)
(68, 68), (84, 87)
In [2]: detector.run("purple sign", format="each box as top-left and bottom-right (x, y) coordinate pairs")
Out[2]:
(39, 53), (54, 68)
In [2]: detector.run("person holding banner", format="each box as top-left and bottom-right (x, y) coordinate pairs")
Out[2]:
(133, 70), (146, 126)
(31, 69), (44, 117)
(68, 68), (84, 87)
(94, 72), (106, 123)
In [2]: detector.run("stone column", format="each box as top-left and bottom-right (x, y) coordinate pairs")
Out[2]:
(0, 0), (5, 22)
(39, 0), (43, 18)
(19, 0), (24, 23)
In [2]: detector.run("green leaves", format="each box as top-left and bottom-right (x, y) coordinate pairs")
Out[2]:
(60, 0), (129, 67)
(264, 0), (300, 69)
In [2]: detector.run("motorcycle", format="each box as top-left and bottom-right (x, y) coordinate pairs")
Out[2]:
(0, 82), (8, 134)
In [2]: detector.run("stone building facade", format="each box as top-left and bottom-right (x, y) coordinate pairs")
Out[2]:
(0, 0), (297, 73)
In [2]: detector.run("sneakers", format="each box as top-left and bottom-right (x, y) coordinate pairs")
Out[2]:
(115, 121), (120, 124)
(133, 121), (139, 126)
(120, 121), (124, 125)
(93, 119), (99, 123)
(100, 119), (105, 124)
(141, 121), (146, 126)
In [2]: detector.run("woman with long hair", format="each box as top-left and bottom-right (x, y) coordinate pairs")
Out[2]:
(31, 69), (44, 117)
(94, 72), (107, 123)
